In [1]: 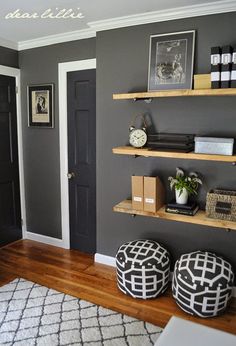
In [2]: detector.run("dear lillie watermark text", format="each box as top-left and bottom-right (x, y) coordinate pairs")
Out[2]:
(5, 8), (84, 19)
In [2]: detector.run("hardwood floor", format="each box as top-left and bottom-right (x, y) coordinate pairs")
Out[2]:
(0, 240), (235, 335)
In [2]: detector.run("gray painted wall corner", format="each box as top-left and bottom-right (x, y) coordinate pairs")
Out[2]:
(0, 46), (18, 68)
(19, 38), (96, 239)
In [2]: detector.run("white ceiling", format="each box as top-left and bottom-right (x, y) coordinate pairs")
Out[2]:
(0, 0), (235, 50)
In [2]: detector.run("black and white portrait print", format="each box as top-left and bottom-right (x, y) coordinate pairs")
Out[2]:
(34, 91), (49, 115)
(28, 84), (54, 128)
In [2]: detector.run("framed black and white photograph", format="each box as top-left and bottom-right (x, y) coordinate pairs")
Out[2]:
(148, 30), (195, 91)
(28, 84), (54, 128)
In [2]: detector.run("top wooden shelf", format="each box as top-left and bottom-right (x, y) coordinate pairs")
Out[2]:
(113, 88), (236, 100)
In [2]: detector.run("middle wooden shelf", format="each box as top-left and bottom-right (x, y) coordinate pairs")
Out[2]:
(112, 146), (236, 163)
(113, 199), (236, 231)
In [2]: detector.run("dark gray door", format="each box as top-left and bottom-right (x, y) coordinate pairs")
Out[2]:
(67, 69), (96, 254)
(0, 75), (22, 246)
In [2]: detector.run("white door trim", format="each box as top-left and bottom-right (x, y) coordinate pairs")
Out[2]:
(0, 65), (27, 238)
(58, 59), (96, 249)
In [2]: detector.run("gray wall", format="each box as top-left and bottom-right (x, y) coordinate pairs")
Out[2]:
(96, 12), (236, 270)
(0, 46), (18, 68)
(19, 39), (96, 238)
(18, 12), (236, 272)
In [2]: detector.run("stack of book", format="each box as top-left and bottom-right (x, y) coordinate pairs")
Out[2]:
(211, 45), (236, 88)
(147, 133), (195, 153)
(165, 200), (199, 216)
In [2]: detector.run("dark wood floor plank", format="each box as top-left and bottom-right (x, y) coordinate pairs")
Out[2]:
(0, 240), (235, 334)
(0, 267), (16, 286)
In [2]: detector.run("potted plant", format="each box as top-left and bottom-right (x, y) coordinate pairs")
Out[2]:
(168, 168), (202, 204)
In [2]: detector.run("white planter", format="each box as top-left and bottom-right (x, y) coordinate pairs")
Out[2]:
(175, 188), (188, 204)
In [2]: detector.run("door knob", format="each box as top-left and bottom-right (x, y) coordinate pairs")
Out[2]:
(67, 172), (75, 179)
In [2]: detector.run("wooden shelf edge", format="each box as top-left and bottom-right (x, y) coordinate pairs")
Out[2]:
(113, 200), (236, 231)
(112, 146), (236, 163)
(113, 88), (236, 100)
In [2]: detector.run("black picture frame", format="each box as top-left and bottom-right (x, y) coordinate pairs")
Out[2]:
(28, 84), (54, 128)
(148, 30), (195, 91)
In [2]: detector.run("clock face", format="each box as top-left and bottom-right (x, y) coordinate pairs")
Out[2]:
(129, 129), (147, 148)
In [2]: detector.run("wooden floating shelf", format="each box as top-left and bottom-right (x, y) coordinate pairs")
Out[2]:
(113, 200), (236, 231)
(112, 146), (236, 163)
(113, 88), (236, 100)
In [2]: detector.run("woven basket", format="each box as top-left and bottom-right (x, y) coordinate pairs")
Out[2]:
(206, 189), (236, 221)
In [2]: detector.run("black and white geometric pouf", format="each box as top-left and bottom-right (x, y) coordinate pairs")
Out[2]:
(116, 239), (170, 299)
(172, 251), (234, 318)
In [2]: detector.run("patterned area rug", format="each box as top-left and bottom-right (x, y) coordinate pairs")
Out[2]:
(0, 278), (162, 346)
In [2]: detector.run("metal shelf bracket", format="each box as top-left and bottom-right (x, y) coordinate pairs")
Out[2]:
(133, 97), (153, 103)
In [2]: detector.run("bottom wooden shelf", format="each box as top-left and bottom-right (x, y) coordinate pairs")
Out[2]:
(113, 200), (236, 231)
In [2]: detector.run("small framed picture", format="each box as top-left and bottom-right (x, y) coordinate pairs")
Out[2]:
(28, 84), (54, 128)
(148, 30), (195, 91)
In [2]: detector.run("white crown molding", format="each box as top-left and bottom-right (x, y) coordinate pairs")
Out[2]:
(1, 0), (235, 51)
(18, 27), (96, 51)
(88, 0), (236, 32)
(0, 36), (18, 50)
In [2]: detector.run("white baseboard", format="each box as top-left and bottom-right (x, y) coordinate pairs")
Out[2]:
(25, 231), (66, 248)
(95, 253), (116, 267)
(95, 253), (236, 297)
